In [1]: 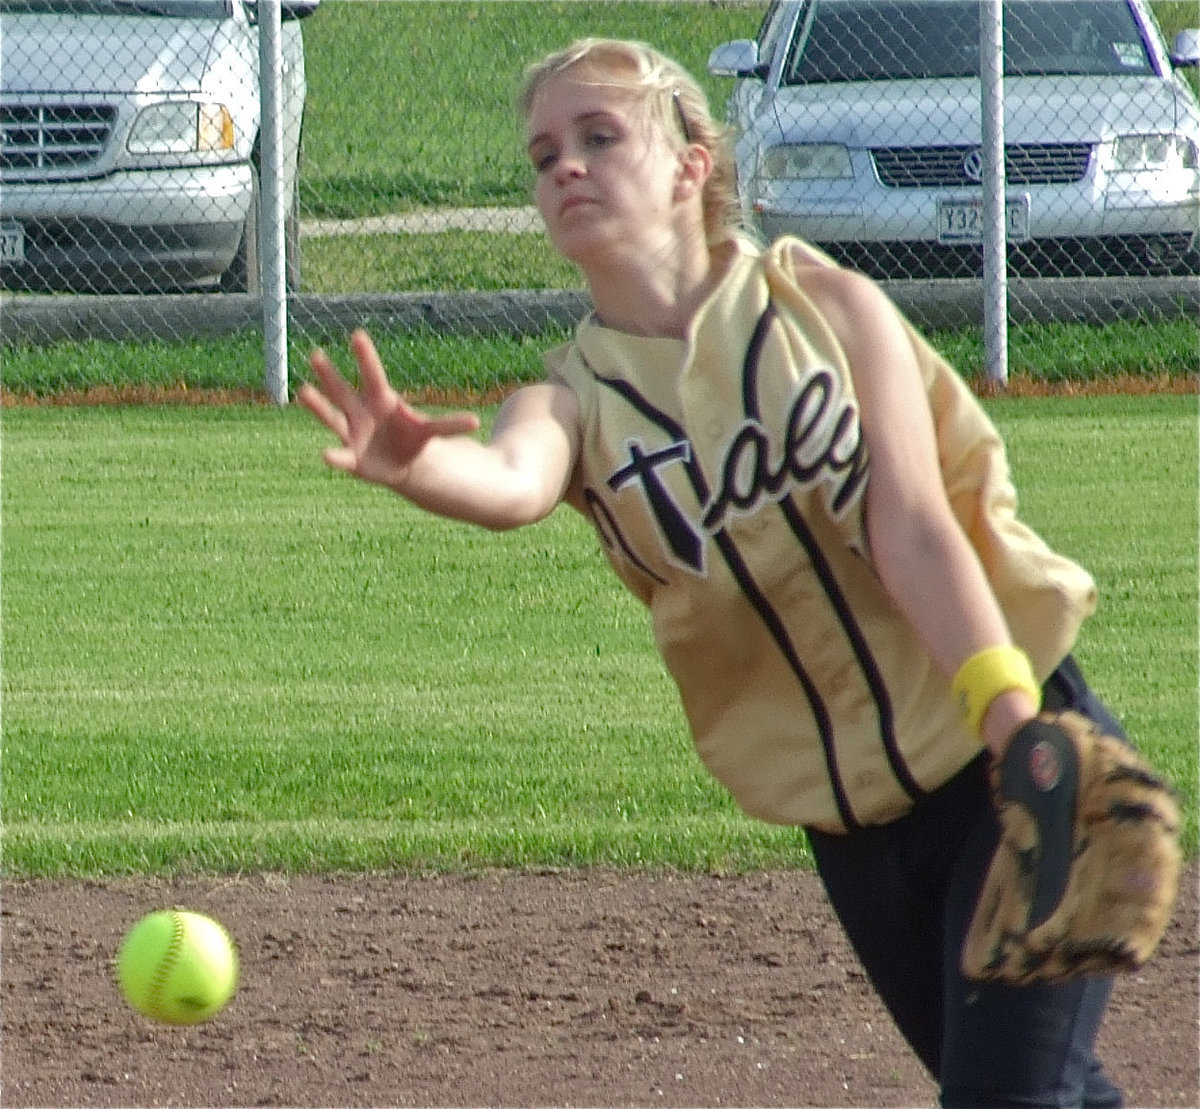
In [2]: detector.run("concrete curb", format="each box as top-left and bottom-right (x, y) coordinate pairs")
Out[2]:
(2, 279), (1196, 347)
(0, 289), (591, 346)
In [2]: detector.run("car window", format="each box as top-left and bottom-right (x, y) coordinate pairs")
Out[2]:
(755, 0), (793, 69)
(1005, 1), (1151, 76)
(783, 0), (1153, 84)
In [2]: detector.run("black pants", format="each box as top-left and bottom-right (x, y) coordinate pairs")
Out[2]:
(807, 657), (1125, 1108)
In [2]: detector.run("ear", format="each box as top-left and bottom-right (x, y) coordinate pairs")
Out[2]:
(675, 143), (714, 202)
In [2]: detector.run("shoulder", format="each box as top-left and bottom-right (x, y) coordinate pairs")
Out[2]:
(780, 254), (900, 357)
(542, 334), (594, 402)
(764, 237), (886, 316)
(500, 378), (580, 427)
(764, 239), (925, 405)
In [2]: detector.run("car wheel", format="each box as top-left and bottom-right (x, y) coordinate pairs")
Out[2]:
(218, 160), (302, 294)
(1134, 234), (1199, 277)
(1171, 240), (1200, 276)
(219, 163), (260, 294)
(284, 180), (301, 292)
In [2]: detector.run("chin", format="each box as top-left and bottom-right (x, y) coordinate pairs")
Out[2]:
(550, 227), (613, 269)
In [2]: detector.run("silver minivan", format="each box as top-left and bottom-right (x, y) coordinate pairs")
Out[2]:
(0, 0), (317, 292)
(709, 0), (1200, 277)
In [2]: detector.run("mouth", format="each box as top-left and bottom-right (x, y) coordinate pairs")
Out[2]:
(558, 195), (595, 218)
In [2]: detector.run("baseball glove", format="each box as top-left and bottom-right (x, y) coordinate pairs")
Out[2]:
(961, 710), (1181, 985)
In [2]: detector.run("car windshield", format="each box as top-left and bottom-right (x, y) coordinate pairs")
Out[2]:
(0, 0), (228, 15)
(783, 0), (1154, 83)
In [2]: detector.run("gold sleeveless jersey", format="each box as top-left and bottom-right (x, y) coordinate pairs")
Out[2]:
(546, 235), (1097, 833)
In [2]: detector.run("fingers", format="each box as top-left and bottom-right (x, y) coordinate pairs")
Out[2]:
(306, 345), (359, 408)
(305, 330), (398, 418)
(349, 328), (395, 408)
(301, 330), (481, 467)
(297, 377), (351, 444)
(297, 380), (347, 438)
(305, 344), (337, 389)
(343, 330), (478, 436)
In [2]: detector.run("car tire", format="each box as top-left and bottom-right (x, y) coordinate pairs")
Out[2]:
(218, 158), (302, 294)
(1171, 240), (1200, 276)
(219, 163), (260, 294)
(284, 179), (302, 292)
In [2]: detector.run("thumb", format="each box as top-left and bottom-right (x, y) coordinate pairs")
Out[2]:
(322, 446), (360, 474)
(424, 410), (482, 437)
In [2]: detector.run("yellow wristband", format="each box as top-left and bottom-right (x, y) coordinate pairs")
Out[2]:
(951, 645), (1041, 740)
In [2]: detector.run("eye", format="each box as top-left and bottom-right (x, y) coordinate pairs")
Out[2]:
(583, 127), (618, 150)
(529, 146), (557, 173)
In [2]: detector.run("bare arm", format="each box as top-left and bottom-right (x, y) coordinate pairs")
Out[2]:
(796, 263), (1036, 754)
(298, 329), (580, 531)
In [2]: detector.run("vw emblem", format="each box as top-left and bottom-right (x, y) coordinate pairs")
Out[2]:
(962, 148), (984, 183)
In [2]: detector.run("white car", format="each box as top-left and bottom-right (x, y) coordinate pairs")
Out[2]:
(0, 0), (317, 293)
(709, 0), (1200, 277)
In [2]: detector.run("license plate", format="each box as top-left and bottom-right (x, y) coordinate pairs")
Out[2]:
(0, 221), (25, 264)
(937, 196), (1029, 243)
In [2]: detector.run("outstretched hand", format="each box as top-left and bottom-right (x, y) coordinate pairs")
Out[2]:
(298, 329), (481, 490)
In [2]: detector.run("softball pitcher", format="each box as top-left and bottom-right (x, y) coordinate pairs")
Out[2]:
(299, 38), (1178, 1108)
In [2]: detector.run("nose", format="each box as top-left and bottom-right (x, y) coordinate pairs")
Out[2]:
(552, 144), (585, 185)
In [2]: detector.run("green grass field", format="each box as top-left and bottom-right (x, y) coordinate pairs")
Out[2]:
(2, 0), (1197, 882)
(297, 0), (774, 290)
(3, 394), (1195, 878)
(294, 0), (1200, 291)
(298, 0), (1200, 216)
(299, 1), (768, 218)
(3, 315), (1196, 398)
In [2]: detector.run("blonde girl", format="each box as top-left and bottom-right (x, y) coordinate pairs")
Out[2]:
(300, 38), (1128, 1108)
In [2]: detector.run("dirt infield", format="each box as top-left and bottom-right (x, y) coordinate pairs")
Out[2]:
(2, 862), (1196, 1108)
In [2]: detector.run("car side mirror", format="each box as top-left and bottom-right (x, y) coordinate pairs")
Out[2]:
(1170, 28), (1200, 67)
(245, 0), (321, 24)
(281, 0), (320, 20)
(708, 40), (770, 80)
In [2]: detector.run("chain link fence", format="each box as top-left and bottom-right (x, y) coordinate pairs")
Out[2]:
(1, 0), (1197, 392)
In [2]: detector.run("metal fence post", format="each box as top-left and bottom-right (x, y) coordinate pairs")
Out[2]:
(980, 0), (1009, 387)
(258, 0), (288, 405)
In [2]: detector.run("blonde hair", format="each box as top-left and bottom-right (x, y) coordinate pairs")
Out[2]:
(519, 38), (740, 239)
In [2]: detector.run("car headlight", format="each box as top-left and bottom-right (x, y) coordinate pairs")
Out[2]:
(1111, 133), (1198, 173)
(127, 102), (236, 156)
(761, 143), (853, 180)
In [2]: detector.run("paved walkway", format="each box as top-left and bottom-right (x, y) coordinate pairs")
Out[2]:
(301, 206), (543, 238)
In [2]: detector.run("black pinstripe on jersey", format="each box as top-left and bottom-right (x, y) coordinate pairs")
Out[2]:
(740, 304), (926, 816)
(583, 301), (924, 829)
(552, 235), (1095, 831)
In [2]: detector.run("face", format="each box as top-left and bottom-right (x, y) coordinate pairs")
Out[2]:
(526, 66), (689, 267)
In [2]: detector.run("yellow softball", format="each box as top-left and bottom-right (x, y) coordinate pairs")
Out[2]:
(117, 909), (238, 1025)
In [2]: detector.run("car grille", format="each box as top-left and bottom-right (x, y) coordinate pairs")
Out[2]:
(0, 103), (116, 173)
(872, 143), (1092, 188)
